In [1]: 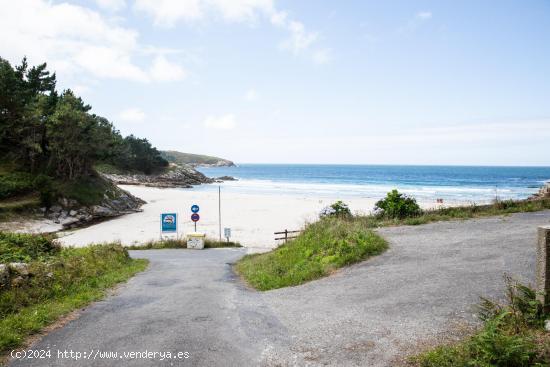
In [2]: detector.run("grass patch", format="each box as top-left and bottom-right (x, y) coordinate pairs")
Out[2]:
(410, 277), (550, 367)
(0, 232), (59, 263)
(126, 237), (242, 250)
(235, 217), (388, 291)
(0, 233), (148, 355)
(358, 198), (550, 229)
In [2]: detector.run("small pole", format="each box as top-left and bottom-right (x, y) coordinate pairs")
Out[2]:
(285, 229), (288, 243)
(219, 186), (222, 243)
(194, 221), (197, 232)
(536, 226), (550, 311)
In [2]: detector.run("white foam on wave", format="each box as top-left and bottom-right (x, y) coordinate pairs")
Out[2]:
(192, 178), (537, 202)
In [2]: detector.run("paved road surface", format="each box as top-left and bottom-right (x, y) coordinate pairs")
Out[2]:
(10, 211), (550, 366)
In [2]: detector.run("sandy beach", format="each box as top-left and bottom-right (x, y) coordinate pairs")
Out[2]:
(55, 184), (442, 251)
(57, 185), (379, 251)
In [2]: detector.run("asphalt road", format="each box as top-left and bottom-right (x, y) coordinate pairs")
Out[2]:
(10, 210), (550, 367)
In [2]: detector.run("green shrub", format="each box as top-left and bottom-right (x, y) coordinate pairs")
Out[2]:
(413, 279), (549, 367)
(0, 172), (35, 200)
(0, 232), (59, 263)
(375, 189), (422, 219)
(320, 200), (352, 218)
(477, 276), (546, 330)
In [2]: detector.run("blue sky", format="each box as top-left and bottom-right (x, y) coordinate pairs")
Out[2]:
(1, 0), (549, 165)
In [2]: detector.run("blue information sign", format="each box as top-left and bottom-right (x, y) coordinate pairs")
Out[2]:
(191, 204), (200, 213)
(161, 213), (177, 232)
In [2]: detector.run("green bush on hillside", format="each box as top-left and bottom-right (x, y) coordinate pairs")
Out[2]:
(320, 200), (352, 218)
(375, 189), (422, 219)
(0, 232), (59, 263)
(0, 172), (35, 200)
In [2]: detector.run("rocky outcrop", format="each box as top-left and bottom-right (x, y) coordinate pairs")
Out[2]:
(190, 160), (235, 168)
(0, 262), (31, 289)
(531, 182), (550, 199)
(216, 176), (237, 182)
(44, 184), (145, 230)
(101, 164), (213, 188)
(160, 150), (235, 168)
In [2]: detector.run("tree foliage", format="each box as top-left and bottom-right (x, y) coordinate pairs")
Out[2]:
(375, 189), (422, 219)
(0, 57), (167, 183)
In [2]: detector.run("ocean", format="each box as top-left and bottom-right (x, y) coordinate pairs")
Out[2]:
(196, 164), (550, 204)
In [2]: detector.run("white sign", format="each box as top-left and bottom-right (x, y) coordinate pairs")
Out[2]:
(224, 227), (231, 239)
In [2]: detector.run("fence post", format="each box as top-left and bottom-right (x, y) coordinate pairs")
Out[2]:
(536, 226), (550, 311)
(284, 229), (288, 243)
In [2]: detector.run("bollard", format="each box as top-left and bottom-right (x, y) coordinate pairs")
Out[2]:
(536, 226), (550, 311)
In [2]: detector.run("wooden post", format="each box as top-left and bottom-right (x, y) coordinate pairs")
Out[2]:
(536, 226), (550, 311)
(284, 229), (288, 243)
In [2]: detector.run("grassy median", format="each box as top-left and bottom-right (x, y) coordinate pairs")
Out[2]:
(235, 217), (388, 291)
(0, 233), (148, 356)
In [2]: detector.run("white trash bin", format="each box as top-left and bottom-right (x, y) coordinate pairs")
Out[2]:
(187, 232), (206, 249)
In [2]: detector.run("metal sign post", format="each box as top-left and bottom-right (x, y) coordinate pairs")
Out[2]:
(191, 204), (200, 232)
(218, 186), (222, 243)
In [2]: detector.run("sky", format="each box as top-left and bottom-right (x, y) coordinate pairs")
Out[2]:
(1, 0), (550, 166)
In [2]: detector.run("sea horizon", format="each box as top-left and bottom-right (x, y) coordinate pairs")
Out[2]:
(197, 164), (550, 204)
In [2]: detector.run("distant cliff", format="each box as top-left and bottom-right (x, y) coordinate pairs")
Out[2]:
(161, 151), (235, 168)
(100, 164), (214, 188)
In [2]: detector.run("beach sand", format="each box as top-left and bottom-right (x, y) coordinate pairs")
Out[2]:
(57, 185), (444, 252)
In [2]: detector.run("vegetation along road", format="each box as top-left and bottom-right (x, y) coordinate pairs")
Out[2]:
(10, 210), (550, 367)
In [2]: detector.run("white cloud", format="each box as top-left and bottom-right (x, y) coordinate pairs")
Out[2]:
(269, 9), (287, 26)
(134, 0), (324, 61)
(0, 0), (187, 84)
(74, 46), (149, 82)
(279, 20), (318, 54)
(416, 11), (432, 20)
(312, 48), (332, 65)
(134, 0), (203, 27)
(119, 108), (146, 122)
(210, 0), (274, 22)
(95, 0), (126, 12)
(244, 88), (259, 101)
(149, 55), (187, 82)
(134, 0), (274, 26)
(398, 10), (433, 34)
(204, 114), (236, 129)
(269, 11), (325, 61)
